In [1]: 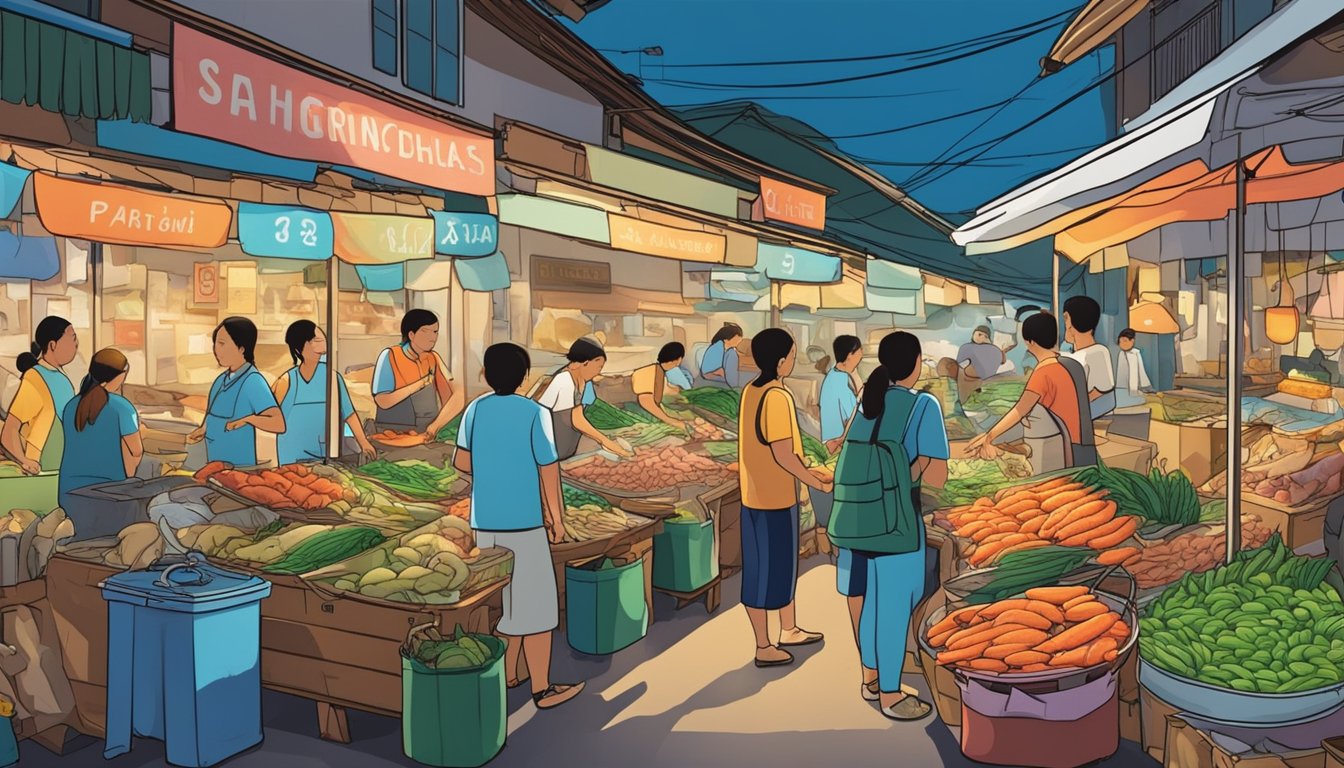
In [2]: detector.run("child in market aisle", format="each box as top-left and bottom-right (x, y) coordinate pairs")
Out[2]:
(844, 331), (946, 720)
(453, 343), (584, 710)
(737, 328), (833, 668)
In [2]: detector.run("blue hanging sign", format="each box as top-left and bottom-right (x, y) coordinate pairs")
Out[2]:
(238, 203), (333, 261)
(754, 242), (841, 284)
(0, 163), (32, 219)
(432, 211), (498, 258)
(0, 232), (59, 281)
(455, 252), (511, 292)
(354, 263), (405, 292)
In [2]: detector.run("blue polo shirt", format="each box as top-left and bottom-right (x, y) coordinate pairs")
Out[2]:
(848, 387), (950, 464)
(819, 368), (859, 442)
(457, 393), (559, 532)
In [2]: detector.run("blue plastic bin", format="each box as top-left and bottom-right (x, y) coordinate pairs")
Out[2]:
(102, 556), (271, 767)
(0, 694), (16, 768)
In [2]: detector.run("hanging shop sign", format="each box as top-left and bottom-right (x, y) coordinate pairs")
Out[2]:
(172, 24), (494, 196)
(607, 213), (725, 263)
(498, 194), (610, 243)
(431, 211), (497, 257)
(32, 173), (232, 248)
(354, 263), (404, 292)
(866, 259), (923, 291)
(866, 284), (920, 316)
(456, 251), (511, 292)
(531, 255), (611, 294)
(0, 232), (59, 281)
(585, 144), (740, 219)
(754, 242), (841, 283)
(759, 177), (826, 230)
(0, 163), (32, 219)
(330, 213), (434, 265)
(238, 203), (334, 260)
(193, 262), (220, 305)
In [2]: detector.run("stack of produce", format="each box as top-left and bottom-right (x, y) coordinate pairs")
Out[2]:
(961, 546), (1112, 605)
(926, 586), (1130, 674)
(0, 508), (73, 581)
(963, 379), (1026, 418)
(406, 624), (498, 670)
(447, 497), (470, 522)
(196, 462), (355, 511)
(566, 444), (734, 493)
(435, 414), (462, 444)
(1140, 534), (1344, 693)
(318, 515), (479, 604)
(448, 486), (643, 543)
(941, 475), (1138, 567)
(368, 429), (431, 447)
(701, 441), (739, 463)
(357, 459), (458, 500)
(682, 387), (740, 422)
(195, 521), (385, 574)
(685, 416), (727, 441)
(1127, 517), (1274, 589)
(1201, 433), (1313, 499)
(1074, 463), (1200, 528)
(936, 456), (1033, 508)
(1151, 392), (1225, 424)
(1238, 451), (1344, 507)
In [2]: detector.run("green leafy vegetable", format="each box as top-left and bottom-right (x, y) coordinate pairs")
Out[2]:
(1074, 462), (1200, 527)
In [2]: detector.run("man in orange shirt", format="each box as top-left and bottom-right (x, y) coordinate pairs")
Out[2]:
(968, 312), (1096, 472)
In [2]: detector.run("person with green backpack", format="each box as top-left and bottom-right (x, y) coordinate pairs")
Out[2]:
(828, 332), (947, 721)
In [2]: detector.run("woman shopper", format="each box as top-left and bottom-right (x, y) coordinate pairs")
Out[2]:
(537, 338), (631, 460)
(453, 343), (584, 709)
(2, 316), (78, 475)
(839, 331), (947, 720)
(630, 342), (693, 430)
(737, 328), (832, 667)
(186, 317), (284, 466)
(273, 320), (377, 465)
(698, 322), (745, 388)
(58, 348), (142, 509)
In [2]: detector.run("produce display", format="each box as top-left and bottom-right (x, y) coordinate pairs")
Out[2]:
(447, 497), (470, 521)
(313, 515), (485, 605)
(357, 459), (459, 500)
(1140, 534), (1344, 693)
(184, 520), (385, 575)
(0, 508), (75, 580)
(369, 429), (431, 448)
(1127, 517), (1274, 590)
(1201, 433), (1314, 499)
(566, 444), (734, 493)
(1208, 449), (1344, 507)
(587, 399), (656, 431)
(926, 586), (1130, 675)
(1244, 396), (1344, 434)
(1149, 392), (1225, 424)
(449, 485), (645, 543)
(801, 433), (830, 466)
(962, 379), (1026, 418)
(936, 457), (1033, 508)
(406, 624), (499, 671)
(960, 546), (1100, 605)
(102, 522), (166, 570)
(261, 526), (385, 575)
(435, 414), (462, 444)
(701, 441), (739, 462)
(196, 462), (355, 511)
(944, 413), (981, 441)
(682, 387), (740, 422)
(939, 475), (1137, 567)
(1075, 463), (1200, 528)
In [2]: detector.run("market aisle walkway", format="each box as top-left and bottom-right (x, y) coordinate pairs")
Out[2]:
(22, 558), (1158, 767)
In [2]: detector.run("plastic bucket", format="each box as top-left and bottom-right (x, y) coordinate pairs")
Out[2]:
(652, 518), (717, 593)
(0, 696), (16, 768)
(401, 635), (506, 768)
(565, 557), (648, 655)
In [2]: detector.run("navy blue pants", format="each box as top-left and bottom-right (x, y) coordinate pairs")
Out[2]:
(741, 504), (799, 610)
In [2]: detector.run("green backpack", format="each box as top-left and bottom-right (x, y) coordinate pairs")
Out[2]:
(826, 388), (922, 555)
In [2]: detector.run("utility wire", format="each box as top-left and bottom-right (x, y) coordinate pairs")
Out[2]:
(852, 144), (1102, 169)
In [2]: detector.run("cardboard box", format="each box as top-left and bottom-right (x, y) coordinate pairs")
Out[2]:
(1141, 684), (1180, 763)
(1097, 432), (1157, 475)
(1150, 418), (1228, 487)
(1241, 495), (1328, 551)
(1120, 693), (1142, 744)
(1165, 715), (1329, 768)
(1323, 737), (1344, 768)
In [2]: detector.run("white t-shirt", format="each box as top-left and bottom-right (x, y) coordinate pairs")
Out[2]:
(1066, 344), (1115, 395)
(539, 371), (579, 411)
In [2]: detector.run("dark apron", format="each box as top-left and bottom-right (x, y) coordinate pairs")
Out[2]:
(1052, 356), (1098, 468)
(374, 380), (439, 433)
(539, 369), (585, 461)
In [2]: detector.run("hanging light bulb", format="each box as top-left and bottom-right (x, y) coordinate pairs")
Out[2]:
(1265, 252), (1300, 346)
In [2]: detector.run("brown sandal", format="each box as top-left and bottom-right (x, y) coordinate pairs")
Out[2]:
(533, 682), (584, 710)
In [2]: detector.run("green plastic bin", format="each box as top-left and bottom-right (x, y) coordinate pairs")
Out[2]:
(402, 635), (506, 768)
(0, 472), (58, 515)
(565, 557), (648, 655)
(652, 518), (717, 593)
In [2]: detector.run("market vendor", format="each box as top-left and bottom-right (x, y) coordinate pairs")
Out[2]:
(819, 335), (863, 454)
(186, 317), (285, 467)
(968, 312), (1097, 473)
(631, 342), (693, 430)
(1110, 328), (1154, 440)
(538, 338), (632, 460)
(273, 320), (378, 465)
(58, 348), (142, 509)
(697, 322), (745, 388)
(453, 342), (584, 710)
(2, 316), (78, 475)
(954, 326), (1006, 404)
(371, 309), (464, 440)
(1063, 296), (1116, 419)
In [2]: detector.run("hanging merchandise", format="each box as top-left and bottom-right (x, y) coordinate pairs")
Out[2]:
(1311, 250), (1344, 349)
(1265, 253), (1300, 346)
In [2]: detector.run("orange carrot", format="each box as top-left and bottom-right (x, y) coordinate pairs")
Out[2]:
(998, 499), (1039, 518)
(1025, 600), (1067, 625)
(1021, 516), (1047, 534)
(947, 623), (1029, 651)
(1075, 517), (1139, 548)
(994, 628), (1049, 647)
(1064, 601), (1111, 622)
(938, 642), (992, 665)
(983, 643), (1034, 660)
(993, 609), (1054, 631)
(928, 606), (984, 637)
(1036, 613), (1119, 654)
(978, 599), (1031, 619)
(1050, 647), (1091, 667)
(1019, 663), (1051, 673)
(1040, 489), (1091, 514)
(1063, 594), (1098, 611)
(1024, 586), (1089, 605)
(1051, 501), (1118, 541)
(1096, 547), (1141, 567)
(1004, 650), (1052, 667)
(966, 658), (1008, 673)
(1085, 637), (1119, 666)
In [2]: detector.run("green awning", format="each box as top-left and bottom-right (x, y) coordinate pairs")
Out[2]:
(0, 10), (151, 122)
(498, 193), (610, 243)
(586, 144), (741, 219)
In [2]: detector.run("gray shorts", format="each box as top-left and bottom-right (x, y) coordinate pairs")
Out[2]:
(477, 528), (558, 637)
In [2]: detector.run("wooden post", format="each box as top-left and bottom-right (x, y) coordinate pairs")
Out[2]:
(325, 256), (339, 461)
(1226, 135), (1245, 563)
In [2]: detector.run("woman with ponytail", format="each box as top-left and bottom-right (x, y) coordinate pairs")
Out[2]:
(185, 317), (284, 466)
(836, 332), (947, 721)
(57, 348), (142, 509)
(2, 316), (78, 475)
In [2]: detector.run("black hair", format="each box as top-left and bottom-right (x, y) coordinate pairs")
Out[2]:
(711, 322), (744, 346)
(1118, 328), (1137, 341)
(862, 332), (922, 420)
(1014, 305), (1044, 322)
(18, 316), (73, 373)
(1063, 295), (1102, 334)
(484, 343), (530, 395)
(832, 335), (862, 364)
(657, 342), (685, 365)
(1022, 312), (1059, 350)
(566, 338), (606, 364)
(285, 320), (319, 366)
(214, 317), (259, 365)
(401, 309), (439, 343)
(750, 328), (795, 387)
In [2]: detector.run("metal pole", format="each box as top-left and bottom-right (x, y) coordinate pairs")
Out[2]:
(1052, 251), (1061, 319)
(1226, 135), (1245, 563)
(90, 242), (102, 351)
(325, 256), (338, 462)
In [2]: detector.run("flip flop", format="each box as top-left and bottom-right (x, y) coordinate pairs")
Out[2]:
(862, 681), (879, 702)
(779, 630), (824, 647)
(533, 682), (584, 710)
(881, 695), (933, 722)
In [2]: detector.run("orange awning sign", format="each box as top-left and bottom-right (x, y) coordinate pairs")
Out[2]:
(331, 212), (434, 265)
(607, 213), (726, 263)
(759, 177), (827, 230)
(33, 173), (231, 248)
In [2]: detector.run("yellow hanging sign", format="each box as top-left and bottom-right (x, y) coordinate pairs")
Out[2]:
(606, 213), (726, 264)
(331, 213), (434, 265)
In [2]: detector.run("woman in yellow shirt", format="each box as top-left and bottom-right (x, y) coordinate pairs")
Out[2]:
(2, 316), (79, 475)
(737, 328), (833, 668)
(630, 342), (692, 430)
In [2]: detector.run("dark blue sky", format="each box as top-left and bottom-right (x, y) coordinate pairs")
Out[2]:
(563, 0), (1115, 218)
